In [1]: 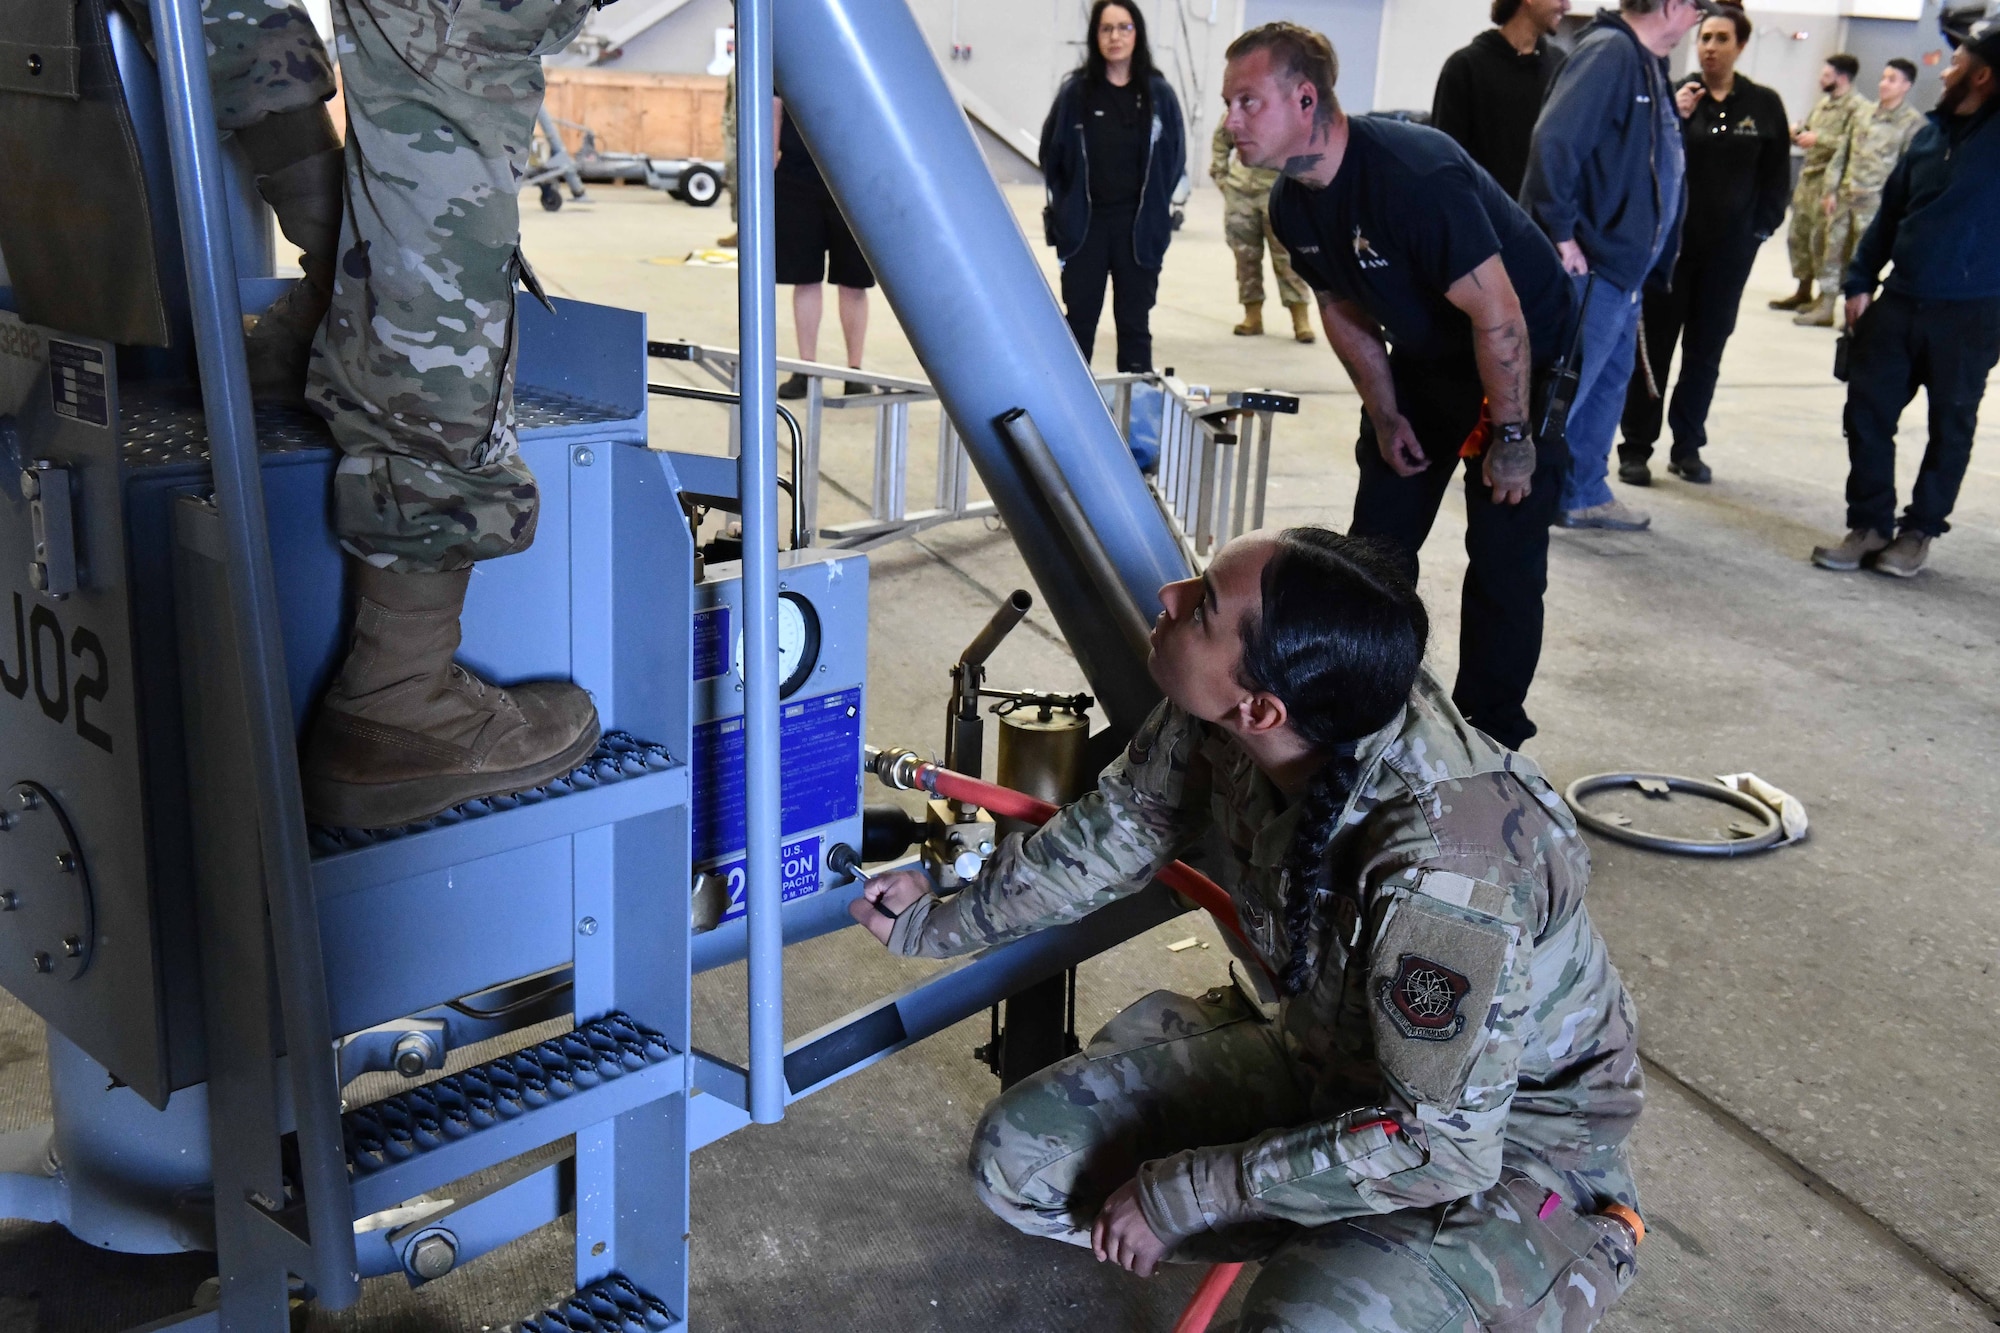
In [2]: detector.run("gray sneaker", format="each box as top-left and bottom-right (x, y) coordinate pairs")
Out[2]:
(1809, 527), (1891, 571)
(1873, 530), (1932, 578)
(1560, 499), (1652, 531)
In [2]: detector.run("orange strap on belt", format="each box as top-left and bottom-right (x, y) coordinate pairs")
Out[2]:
(1600, 1202), (1646, 1246)
(1459, 397), (1492, 459)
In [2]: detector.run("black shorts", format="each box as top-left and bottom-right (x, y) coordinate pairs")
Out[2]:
(774, 175), (875, 289)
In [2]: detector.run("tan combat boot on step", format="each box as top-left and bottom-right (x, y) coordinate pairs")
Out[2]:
(1287, 302), (1315, 343)
(1234, 302), (1263, 336)
(303, 563), (602, 829)
(1792, 295), (1836, 328)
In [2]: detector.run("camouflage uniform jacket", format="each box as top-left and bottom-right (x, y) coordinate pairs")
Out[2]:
(1798, 90), (1863, 178)
(889, 670), (1643, 1243)
(1831, 99), (1926, 201)
(1210, 122), (1280, 199)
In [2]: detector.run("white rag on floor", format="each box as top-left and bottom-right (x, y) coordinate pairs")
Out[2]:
(1715, 773), (1809, 845)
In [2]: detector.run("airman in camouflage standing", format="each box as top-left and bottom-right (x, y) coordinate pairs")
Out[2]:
(855, 529), (1646, 1332)
(169, 0), (606, 828)
(1210, 122), (1315, 342)
(1800, 59), (1926, 327)
(1772, 53), (1863, 310)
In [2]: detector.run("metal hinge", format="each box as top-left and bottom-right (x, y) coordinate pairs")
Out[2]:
(20, 460), (76, 599)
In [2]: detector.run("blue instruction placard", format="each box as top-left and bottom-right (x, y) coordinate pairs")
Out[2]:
(692, 686), (861, 863)
(711, 835), (822, 923)
(692, 606), (731, 681)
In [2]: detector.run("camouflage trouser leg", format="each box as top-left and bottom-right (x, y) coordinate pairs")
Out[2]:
(1240, 1169), (1638, 1333)
(307, 0), (594, 573)
(1817, 195), (1881, 298)
(970, 986), (1640, 1332)
(1264, 212), (1312, 309)
(1786, 171), (1829, 282)
(1223, 186), (1273, 307)
(115, 0), (336, 129)
(970, 985), (1307, 1254)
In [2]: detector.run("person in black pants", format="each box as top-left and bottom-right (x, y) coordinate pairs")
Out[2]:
(1231, 23), (1575, 747)
(1813, 19), (2000, 579)
(1039, 1), (1185, 372)
(1618, 6), (1788, 485)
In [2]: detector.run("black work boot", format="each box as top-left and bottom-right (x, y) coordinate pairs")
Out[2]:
(303, 562), (602, 829)
(236, 105), (344, 403)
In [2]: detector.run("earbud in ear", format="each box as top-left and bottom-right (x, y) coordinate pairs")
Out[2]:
(1302, 96), (1313, 108)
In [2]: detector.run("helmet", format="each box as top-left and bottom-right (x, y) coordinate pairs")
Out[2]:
(1940, 0), (2000, 65)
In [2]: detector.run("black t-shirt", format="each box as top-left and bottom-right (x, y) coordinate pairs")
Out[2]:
(1268, 116), (1573, 374)
(775, 108), (825, 191)
(1083, 78), (1149, 210)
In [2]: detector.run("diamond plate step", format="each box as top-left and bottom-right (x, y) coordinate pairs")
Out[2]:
(511, 1274), (678, 1332)
(308, 734), (687, 900)
(344, 1012), (683, 1216)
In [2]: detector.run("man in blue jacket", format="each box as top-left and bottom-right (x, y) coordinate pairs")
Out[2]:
(1521, 0), (1711, 533)
(1812, 4), (2000, 579)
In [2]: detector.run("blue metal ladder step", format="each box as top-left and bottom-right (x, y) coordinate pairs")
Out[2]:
(511, 1274), (678, 1332)
(308, 734), (688, 900)
(343, 1012), (684, 1216)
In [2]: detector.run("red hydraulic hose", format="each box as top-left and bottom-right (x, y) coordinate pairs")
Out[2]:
(878, 757), (1262, 1333)
(904, 761), (1268, 971)
(1172, 1262), (1244, 1333)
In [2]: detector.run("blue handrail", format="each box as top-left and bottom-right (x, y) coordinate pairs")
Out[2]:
(146, 0), (359, 1302)
(736, 0), (786, 1125)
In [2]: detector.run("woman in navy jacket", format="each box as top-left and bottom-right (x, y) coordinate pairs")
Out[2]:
(1039, 1), (1186, 373)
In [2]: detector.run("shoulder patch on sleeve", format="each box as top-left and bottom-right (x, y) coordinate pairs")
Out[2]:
(1370, 895), (1512, 1107)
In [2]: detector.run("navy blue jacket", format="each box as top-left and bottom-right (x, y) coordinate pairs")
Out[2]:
(1519, 11), (1685, 293)
(1844, 102), (2000, 302)
(1039, 71), (1186, 269)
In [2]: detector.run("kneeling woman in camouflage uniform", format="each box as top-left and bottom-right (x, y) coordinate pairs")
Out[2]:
(852, 528), (1645, 1332)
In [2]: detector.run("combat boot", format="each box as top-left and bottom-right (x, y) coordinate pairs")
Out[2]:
(1809, 527), (1891, 570)
(1287, 302), (1315, 343)
(1769, 280), (1814, 311)
(1792, 295), (1836, 328)
(236, 106), (345, 403)
(1872, 530), (1932, 578)
(1234, 302), (1264, 336)
(302, 563), (602, 829)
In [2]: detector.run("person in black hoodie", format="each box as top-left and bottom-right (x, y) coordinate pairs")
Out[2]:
(1432, 0), (1572, 197)
(1521, 0), (1711, 534)
(1039, 0), (1187, 372)
(1617, 5), (1788, 485)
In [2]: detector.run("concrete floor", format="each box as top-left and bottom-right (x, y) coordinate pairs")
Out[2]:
(2, 178), (1997, 1331)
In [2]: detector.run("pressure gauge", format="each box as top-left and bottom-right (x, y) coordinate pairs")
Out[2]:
(734, 590), (822, 699)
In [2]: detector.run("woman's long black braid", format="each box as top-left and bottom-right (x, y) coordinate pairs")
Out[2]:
(1236, 530), (1429, 997)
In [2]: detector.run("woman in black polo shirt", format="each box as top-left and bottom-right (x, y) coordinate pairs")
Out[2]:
(1617, 6), (1789, 484)
(1038, 1), (1186, 373)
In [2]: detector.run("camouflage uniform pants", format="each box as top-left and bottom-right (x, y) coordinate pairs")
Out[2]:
(1786, 168), (1831, 283)
(305, 0), (596, 573)
(1817, 192), (1883, 298)
(1221, 183), (1310, 309)
(971, 987), (1638, 1332)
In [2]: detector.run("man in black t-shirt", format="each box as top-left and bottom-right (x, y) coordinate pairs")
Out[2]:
(1223, 21), (1575, 748)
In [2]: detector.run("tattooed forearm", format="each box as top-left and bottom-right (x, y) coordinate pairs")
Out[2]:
(1472, 314), (1532, 425)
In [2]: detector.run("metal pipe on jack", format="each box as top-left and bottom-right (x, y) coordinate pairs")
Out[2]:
(147, 0), (359, 1302)
(772, 0), (1187, 734)
(737, 0), (785, 1125)
(996, 409), (1157, 667)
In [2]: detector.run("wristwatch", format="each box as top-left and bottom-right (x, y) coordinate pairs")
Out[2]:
(1493, 421), (1532, 447)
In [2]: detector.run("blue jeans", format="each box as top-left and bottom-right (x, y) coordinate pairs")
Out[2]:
(1560, 273), (1645, 512)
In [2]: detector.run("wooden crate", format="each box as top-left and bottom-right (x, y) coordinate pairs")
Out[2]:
(543, 69), (728, 160)
(325, 70), (726, 162)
